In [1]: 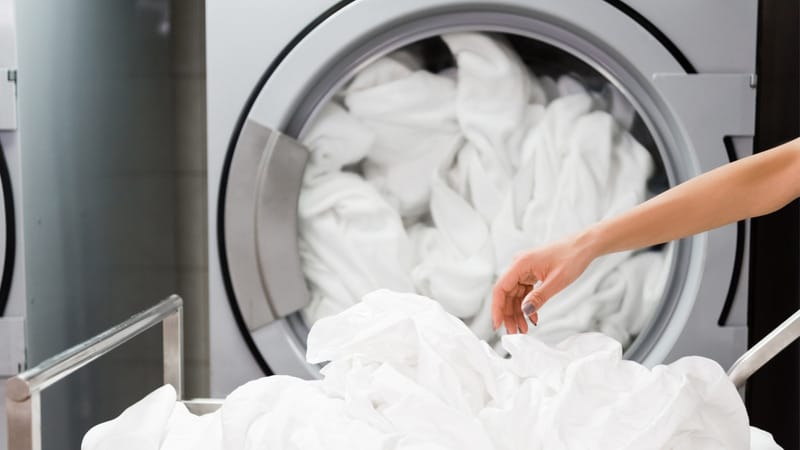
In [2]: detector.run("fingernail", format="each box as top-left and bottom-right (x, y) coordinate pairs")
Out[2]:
(521, 301), (536, 316)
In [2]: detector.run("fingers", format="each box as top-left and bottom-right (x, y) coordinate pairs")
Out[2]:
(521, 280), (554, 325)
(492, 266), (523, 331)
(493, 239), (591, 332)
(491, 284), (503, 330)
(515, 293), (529, 334)
(493, 254), (539, 334)
(496, 283), (533, 335)
(503, 284), (518, 334)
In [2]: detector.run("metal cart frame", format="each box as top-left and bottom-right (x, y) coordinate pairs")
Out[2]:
(4, 296), (220, 450)
(5, 295), (800, 450)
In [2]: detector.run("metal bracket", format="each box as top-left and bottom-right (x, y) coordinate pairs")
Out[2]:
(0, 317), (25, 377)
(0, 68), (17, 131)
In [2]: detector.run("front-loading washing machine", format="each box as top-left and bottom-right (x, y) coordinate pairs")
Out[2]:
(208, 0), (757, 388)
(0, 0), (30, 446)
(208, 0), (800, 443)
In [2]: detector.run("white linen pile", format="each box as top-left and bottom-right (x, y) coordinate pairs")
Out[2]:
(297, 32), (666, 347)
(82, 291), (780, 450)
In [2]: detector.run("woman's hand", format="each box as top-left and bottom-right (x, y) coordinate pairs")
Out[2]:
(491, 234), (597, 334)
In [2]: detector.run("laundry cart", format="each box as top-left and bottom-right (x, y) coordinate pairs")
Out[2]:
(6, 296), (800, 449)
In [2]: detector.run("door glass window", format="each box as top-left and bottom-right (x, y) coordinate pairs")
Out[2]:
(294, 32), (672, 351)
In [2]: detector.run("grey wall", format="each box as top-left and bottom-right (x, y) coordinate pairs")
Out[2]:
(14, 0), (207, 448)
(172, 0), (209, 399)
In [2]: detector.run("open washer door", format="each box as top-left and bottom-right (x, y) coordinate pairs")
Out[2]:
(217, 0), (754, 379)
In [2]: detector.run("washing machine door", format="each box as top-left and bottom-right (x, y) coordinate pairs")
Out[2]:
(219, 0), (754, 378)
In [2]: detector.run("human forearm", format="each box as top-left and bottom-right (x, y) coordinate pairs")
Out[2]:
(495, 138), (800, 329)
(581, 138), (800, 258)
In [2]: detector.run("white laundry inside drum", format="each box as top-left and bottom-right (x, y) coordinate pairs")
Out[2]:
(296, 32), (671, 349)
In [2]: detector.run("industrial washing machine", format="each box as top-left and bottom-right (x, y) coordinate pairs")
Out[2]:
(0, 0), (29, 446)
(208, 0), (759, 394)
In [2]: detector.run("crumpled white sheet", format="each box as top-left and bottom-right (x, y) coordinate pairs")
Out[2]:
(298, 32), (667, 348)
(343, 51), (463, 220)
(301, 102), (375, 182)
(82, 291), (781, 450)
(298, 171), (416, 322)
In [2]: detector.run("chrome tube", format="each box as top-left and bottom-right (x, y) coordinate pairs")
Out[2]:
(183, 398), (223, 415)
(727, 308), (800, 388)
(162, 304), (184, 400)
(5, 295), (183, 450)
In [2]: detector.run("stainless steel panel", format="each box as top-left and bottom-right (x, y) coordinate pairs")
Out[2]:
(653, 74), (756, 168)
(653, 73), (756, 368)
(623, 0), (757, 73)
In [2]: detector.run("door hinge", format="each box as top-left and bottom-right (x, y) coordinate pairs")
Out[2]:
(0, 68), (18, 131)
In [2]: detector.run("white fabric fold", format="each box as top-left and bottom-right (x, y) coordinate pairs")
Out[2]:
(344, 51), (463, 220)
(301, 102), (375, 181)
(441, 32), (539, 185)
(408, 178), (494, 322)
(81, 385), (178, 450)
(160, 402), (222, 450)
(298, 172), (415, 323)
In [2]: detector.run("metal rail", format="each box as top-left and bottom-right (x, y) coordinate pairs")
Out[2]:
(727, 308), (800, 388)
(5, 295), (183, 450)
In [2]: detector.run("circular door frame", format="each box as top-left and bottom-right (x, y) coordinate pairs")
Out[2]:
(218, 0), (742, 376)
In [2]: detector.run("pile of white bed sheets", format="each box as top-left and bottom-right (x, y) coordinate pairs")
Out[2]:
(83, 291), (780, 450)
(297, 32), (667, 347)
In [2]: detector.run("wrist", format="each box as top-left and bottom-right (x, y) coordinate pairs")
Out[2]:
(574, 225), (604, 261)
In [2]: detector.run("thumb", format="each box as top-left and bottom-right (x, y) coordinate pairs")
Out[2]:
(521, 278), (556, 321)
